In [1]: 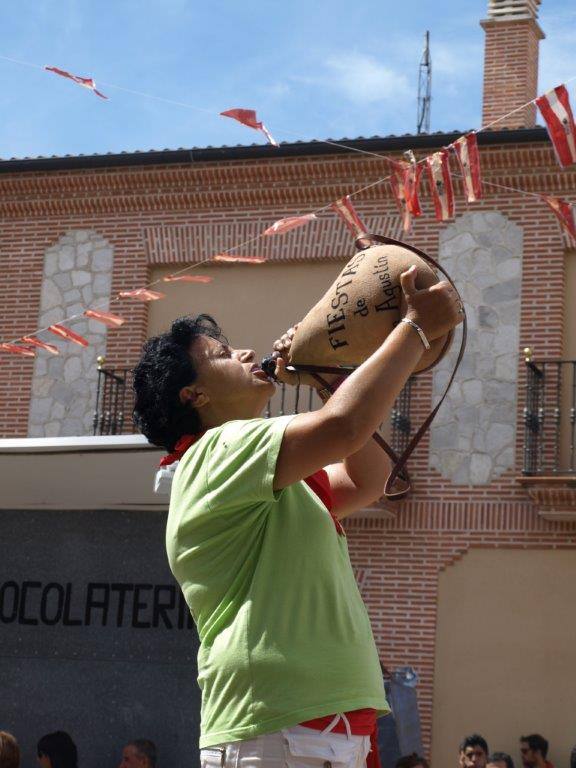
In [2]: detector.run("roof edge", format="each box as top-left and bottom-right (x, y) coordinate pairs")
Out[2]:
(0, 128), (550, 173)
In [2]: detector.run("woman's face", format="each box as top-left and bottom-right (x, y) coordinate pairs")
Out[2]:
(37, 754), (51, 768)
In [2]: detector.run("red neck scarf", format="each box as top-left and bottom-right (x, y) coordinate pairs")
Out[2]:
(159, 433), (205, 466)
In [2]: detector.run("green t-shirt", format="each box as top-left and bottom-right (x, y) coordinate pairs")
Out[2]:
(167, 416), (388, 748)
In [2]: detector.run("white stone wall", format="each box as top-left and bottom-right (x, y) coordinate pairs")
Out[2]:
(429, 211), (522, 485)
(28, 231), (114, 437)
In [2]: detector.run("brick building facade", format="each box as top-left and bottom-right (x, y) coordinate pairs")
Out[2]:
(1, 0), (575, 764)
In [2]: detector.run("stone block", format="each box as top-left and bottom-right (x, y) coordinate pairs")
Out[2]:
(471, 214), (493, 232)
(470, 453), (492, 485)
(44, 252), (59, 277)
(32, 377), (53, 397)
(92, 248), (113, 272)
(472, 431), (486, 451)
(44, 422), (61, 437)
(452, 456), (471, 485)
(61, 417), (85, 436)
(495, 446), (515, 472)
(486, 423), (514, 453)
(430, 423), (458, 450)
(494, 326), (519, 354)
(93, 273), (111, 296)
(478, 305), (498, 329)
(41, 281), (62, 312)
(496, 301), (519, 325)
(35, 359), (48, 377)
(82, 285), (93, 304)
(52, 403), (65, 419)
(496, 259), (521, 281)
(28, 424), (44, 437)
(74, 231), (90, 244)
(483, 278), (520, 304)
(64, 357), (82, 383)
(72, 270), (91, 287)
(462, 379), (483, 405)
(58, 246), (75, 272)
(47, 357), (64, 376)
(63, 289), (82, 304)
(485, 380), (514, 404)
(30, 397), (53, 420)
(476, 356), (495, 378)
(51, 381), (71, 404)
(495, 355), (518, 382)
(441, 232), (476, 255)
(53, 273), (73, 291)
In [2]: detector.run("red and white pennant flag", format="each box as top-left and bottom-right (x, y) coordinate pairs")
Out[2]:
(84, 309), (126, 328)
(536, 85), (576, 168)
(389, 173), (412, 232)
(0, 343), (35, 358)
(542, 196), (576, 240)
(263, 214), (316, 235)
(213, 255), (266, 263)
(391, 159), (423, 217)
(21, 336), (59, 355)
(452, 133), (482, 202)
(426, 150), (455, 221)
(45, 66), (108, 99)
(221, 108), (278, 147)
(119, 288), (165, 302)
(48, 324), (89, 347)
(331, 196), (368, 238)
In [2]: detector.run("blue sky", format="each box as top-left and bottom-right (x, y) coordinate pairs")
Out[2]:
(0, 0), (575, 159)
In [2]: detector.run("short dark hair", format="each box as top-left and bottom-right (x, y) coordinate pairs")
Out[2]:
(0, 732), (20, 768)
(129, 739), (157, 768)
(460, 735), (489, 755)
(396, 753), (429, 768)
(133, 314), (225, 451)
(488, 752), (515, 768)
(520, 735), (548, 758)
(37, 731), (78, 768)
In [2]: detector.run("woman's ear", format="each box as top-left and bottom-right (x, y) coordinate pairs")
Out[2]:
(179, 385), (209, 409)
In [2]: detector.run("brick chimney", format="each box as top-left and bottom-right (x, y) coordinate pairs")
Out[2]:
(481, 0), (545, 129)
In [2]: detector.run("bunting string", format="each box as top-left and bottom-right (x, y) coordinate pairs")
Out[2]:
(0, 52), (575, 352)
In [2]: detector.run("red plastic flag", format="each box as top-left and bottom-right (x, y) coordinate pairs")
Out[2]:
(452, 133), (482, 202)
(263, 214), (317, 236)
(84, 309), (126, 328)
(536, 85), (576, 167)
(21, 336), (59, 355)
(212, 255), (266, 264)
(543, 196), (576, 240)
(0, 343), (35, 358)
(391, 159), (423, 217)
(45, 66), (108, 99)
(389, 173), (412, 233)
(162, 274), (213, 283)
(220, 108), (278, 147)
(426, 150), (455, 221)
(331, 196), (368, 238)
(118, 288), (165, 301)
(48, 324), (89, 347)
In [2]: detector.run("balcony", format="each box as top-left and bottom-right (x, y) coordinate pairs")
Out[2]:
(92, 358), (415, 458)
(519, 349), (576, 521)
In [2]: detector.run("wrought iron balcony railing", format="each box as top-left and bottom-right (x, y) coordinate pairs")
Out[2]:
(522, 349), (576, 476)
(92, 358), (415, 456)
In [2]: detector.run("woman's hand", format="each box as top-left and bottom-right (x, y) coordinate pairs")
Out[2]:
(401, 265), (464, 341)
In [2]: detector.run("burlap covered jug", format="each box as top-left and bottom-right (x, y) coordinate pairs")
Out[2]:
(289, 239), (453, 374)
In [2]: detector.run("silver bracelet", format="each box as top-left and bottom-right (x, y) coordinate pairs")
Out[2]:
(400, 317), (431, 350)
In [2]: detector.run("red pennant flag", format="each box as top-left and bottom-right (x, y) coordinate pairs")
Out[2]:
(536, 85), (576, 168)
(84, 309), (126, 328)
(48, 324), (89, 347)
(331, 196), (368, 238)
(391, 160), (423, 217)
(163, 275), (213, 283)
(543, 196), (576, 240)
(263, 214), (317, 235)
(426, 150), (455, 221)
(118, 288), (165, 301)
(0, 343), (35, 358)
(45, 65), (108, 99)
(21, 336), (59, 355)
(389, 174), (412, 233)
(452, 133), (482, 202)
(220, 108), (278, 147)
(212, 255), (266, 264)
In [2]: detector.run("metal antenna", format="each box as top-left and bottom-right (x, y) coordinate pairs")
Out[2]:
(417, 30), (432, 134)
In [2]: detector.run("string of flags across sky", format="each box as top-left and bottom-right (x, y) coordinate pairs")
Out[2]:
(0, 60), (575, 357)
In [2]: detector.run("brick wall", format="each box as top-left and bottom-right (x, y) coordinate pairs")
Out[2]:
(480, 18), (544, 128)
(1, 138), (575, 756)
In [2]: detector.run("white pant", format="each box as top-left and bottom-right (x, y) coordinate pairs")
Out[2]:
(200, 722), (372, 768)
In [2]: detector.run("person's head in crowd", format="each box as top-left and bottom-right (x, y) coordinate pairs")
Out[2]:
(118, 740), (157, 768)
(0, 732), (20, 768)
(36, 732), (78, 768)
(396, 753), (429, 768)
(460, 735), (489, 768)
(488, 752), (515, 768)
(520, 735), (550, 768)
